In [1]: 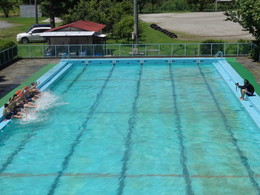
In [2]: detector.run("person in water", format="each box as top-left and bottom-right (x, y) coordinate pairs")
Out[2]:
(236, 79), (255, 100)
(2, 103), (25, 119)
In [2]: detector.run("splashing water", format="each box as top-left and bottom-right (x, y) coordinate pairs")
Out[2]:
(18, 91), (68, 124)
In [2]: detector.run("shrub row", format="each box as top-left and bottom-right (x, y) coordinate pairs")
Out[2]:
(0, 39), (16, 52)
(0, 40), (17, 66)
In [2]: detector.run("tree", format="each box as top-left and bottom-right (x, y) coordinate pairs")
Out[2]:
(225, 0), (260, 61)
(113, 15), (134, 40)
(0, 0), (19, 17)
(62, 0), (133, 34)
(137, 0), (150, 13)
(40, 0), (80, 28)
(225, 0), (260, 41)
(187, 0), (215, 11)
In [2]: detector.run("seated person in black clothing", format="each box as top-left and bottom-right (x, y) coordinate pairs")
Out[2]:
(236, 79), (255, 100)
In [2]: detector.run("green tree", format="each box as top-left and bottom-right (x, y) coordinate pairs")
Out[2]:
(113, 15), (134, 40)
(40, 0), (80, 28)
(0, 0), (19, 17)
(225, 0), (260, 40)
(62, 0), (133, 34)
(187, 0), (214, 11)
(137, 0), (151, 13)
(225, 0), (260, 61)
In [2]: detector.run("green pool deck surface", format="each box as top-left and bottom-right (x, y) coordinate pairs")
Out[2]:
(0, 57), (259, 108)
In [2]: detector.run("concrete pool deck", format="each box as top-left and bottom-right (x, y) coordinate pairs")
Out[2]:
(0, 57), (259, 101)
(0, 59), (60, 99)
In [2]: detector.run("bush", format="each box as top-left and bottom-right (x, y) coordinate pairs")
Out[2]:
(0, 39), (16, 51)
(200, 39), (224, 56)
(0, 40), (17, 65)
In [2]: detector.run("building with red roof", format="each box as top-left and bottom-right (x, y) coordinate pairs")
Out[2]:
(41, 20), (106, 45)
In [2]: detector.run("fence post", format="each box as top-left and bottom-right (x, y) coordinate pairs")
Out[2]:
(237, 43), (239, 56)
(197, 43), (200, 56)
(224, 43), (226, 56)
(3, 50), (6, 62)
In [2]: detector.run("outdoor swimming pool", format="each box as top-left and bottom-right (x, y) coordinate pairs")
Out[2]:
(0, 58), (260, 194)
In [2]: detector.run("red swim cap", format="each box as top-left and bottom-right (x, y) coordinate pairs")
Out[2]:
(15, 89), (22, 95)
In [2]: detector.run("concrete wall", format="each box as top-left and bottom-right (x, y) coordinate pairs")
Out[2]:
(20, 5), (42, 17)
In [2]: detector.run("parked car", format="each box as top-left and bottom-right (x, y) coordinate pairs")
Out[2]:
(16, 26), (51, 44)
(27, 24), (51, 32)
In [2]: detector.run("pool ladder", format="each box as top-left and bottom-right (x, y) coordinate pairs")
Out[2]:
(62, 52), (70, 59)
(215, 51), (224, 57)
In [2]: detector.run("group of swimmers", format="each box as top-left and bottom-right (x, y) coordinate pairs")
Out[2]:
(2, 82), (41, 120)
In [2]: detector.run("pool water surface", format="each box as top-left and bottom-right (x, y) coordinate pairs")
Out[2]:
(0, 59), (260, 195)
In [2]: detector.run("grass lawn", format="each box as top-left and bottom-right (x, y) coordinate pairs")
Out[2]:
(226, 58), (260, 95)
(0, 16), (61, 43)
(106, 21), (202, 44)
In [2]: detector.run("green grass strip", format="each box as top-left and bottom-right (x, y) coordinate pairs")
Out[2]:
(226, 57), (260, 95)
(0, 63), (57, 107)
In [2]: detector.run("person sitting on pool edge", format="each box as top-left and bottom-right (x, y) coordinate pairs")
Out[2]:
(235, 79), (255, 100)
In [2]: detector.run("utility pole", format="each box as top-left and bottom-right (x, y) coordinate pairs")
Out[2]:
(133, 0), (138, 46)
(35, 0), (38, 24)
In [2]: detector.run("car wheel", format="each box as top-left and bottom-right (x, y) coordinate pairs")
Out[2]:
(21, 38), (29, 44)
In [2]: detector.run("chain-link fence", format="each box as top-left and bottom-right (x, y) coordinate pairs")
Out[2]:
(0, 46), (18, 67)
(17, 42), (254, 58)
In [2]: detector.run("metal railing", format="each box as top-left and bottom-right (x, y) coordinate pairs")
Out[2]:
(16, 42), (254, 58)
(215, 51), (224, 57)
(0, 46), (18, 67)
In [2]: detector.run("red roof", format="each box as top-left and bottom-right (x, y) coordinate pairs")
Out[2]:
(47, 20), (106, 32)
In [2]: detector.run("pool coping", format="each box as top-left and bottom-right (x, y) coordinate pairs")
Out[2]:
(0, 57), (259, 131)
(214, 59), (260, 128)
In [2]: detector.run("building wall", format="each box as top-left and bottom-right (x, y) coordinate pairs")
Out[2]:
(48, 36), (93, 45)
(20, 5), (42, 17)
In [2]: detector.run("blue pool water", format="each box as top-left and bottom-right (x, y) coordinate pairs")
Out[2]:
(0, 59), (260, 195)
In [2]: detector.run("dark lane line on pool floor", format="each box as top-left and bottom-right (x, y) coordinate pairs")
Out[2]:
(61, 64), (88, 94)
(2, 172), (260, 178)
(117, 64), (143, 195)
(0, 130), (38, 173)
(0, 64), (90, 174)
(169, 64), (194, 195)
(47, 65), (116, 195)
(197, 65), (260, 193)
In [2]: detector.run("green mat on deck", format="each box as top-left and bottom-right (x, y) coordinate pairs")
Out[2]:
(0, 63), (57, 107)
(226, 58), (259, 95)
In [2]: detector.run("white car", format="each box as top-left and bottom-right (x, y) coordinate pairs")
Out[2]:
(16, 27), (51, 44)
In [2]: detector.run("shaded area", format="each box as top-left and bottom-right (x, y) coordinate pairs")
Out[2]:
(0, 59), (59, 107)
(0, 84), (20, 99)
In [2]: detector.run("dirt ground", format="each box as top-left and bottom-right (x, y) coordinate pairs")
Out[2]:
(139, 12), (254, 41)
(0, 21), (14, 29)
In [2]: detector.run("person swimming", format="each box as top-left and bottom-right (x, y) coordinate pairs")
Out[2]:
(2, 82), (42, 120)
(2, 103), (26, 119)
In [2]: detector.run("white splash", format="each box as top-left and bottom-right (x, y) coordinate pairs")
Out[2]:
(18, 91), (68, 124)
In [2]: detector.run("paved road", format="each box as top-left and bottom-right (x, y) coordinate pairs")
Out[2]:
(140, 12), (254, 41)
